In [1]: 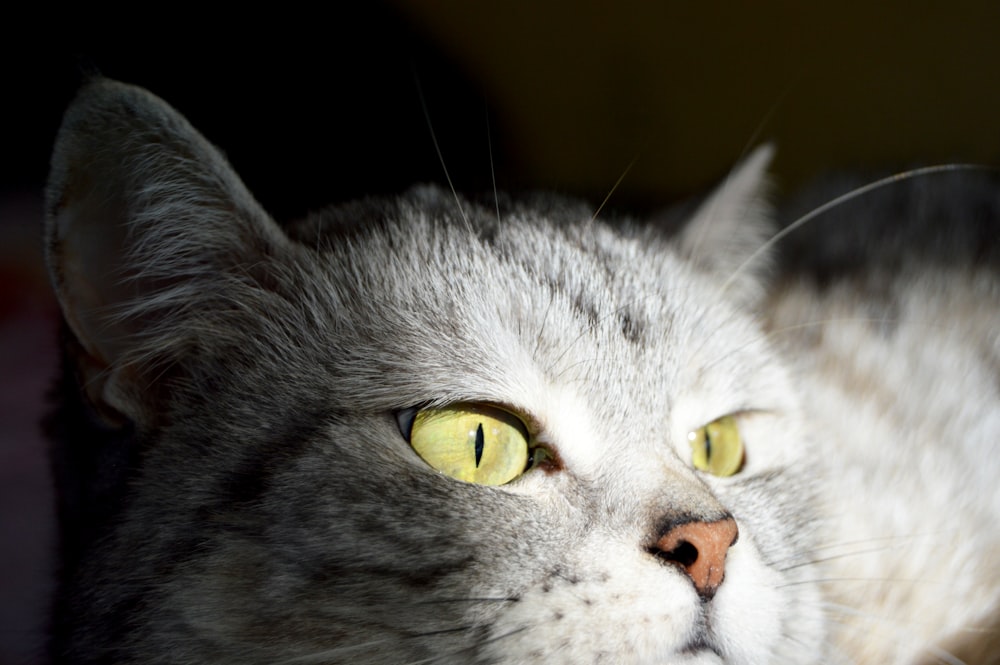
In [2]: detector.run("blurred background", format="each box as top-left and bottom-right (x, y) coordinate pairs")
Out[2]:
(2, 2), (999, 662)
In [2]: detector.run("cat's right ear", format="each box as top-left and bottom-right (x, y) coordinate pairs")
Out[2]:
(674, 145), (775, 305)
(45, 78), (287, 427)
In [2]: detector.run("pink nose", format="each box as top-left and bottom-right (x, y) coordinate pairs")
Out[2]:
(654, 517), (739, 598)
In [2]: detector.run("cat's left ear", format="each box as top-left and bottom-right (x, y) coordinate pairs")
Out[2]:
(45, 78), (289, 428)
(674, 145), (775, 305)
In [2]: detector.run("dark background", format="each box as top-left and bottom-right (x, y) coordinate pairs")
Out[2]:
(2, 2), (999, 663)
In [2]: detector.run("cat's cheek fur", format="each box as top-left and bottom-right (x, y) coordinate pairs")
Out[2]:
(711, 539), (825, 664)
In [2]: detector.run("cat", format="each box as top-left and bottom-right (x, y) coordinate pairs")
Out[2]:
(42, 78), (1000, 664)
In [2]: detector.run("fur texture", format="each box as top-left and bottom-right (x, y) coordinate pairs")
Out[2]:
(44, 79), (999, 664)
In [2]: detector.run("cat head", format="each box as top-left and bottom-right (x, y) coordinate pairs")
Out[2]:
(46, 79), (825, 663)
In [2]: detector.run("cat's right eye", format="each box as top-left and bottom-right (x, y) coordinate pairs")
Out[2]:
(687, 415), (744, 477)
(397, 404), (534, 486)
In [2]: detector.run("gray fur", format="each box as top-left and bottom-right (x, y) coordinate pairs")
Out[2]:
(44, 79), (999, 664)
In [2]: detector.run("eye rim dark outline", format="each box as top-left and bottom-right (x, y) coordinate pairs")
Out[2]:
(397, 403), (530, 441)
(396, 407), (419, 440)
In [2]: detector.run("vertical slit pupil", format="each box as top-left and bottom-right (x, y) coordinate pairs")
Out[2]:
(474, 423), (485, 467)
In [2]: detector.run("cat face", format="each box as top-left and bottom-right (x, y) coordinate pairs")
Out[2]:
(46, 80), (826, 663)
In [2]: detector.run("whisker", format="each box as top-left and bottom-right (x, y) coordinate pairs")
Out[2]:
(279, 623), (486, 665)
(277, 595), (518, 664)
(407, 625), (532, 665)
(543, 297), (653, 376)
(719, 163), (994, 296)
(591, 156), (639, 222)
(550, 355), (602, 385)
(777, 541), (926, 573)
(412, 71), (469, 228)
(278, 637), (399, 664)
(820, 602), (974, 665)
(414, 596), (519, 606)
(695, 316), (882, 377)
(769, 531), (948, 568)
(531, 291), (556, 361)
(701, 311), (961, 378)
(738, 85), (792, 161)
(485, 101), (501, 225)
(776, 576), (949, 590)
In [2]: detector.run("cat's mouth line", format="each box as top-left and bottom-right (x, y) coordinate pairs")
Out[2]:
(679, 638), (723, 659)
(678, 608), (723, 660)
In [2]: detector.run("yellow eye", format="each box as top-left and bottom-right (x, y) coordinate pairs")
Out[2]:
(404, 404), (532, 485)
(688, 415), (744, 477)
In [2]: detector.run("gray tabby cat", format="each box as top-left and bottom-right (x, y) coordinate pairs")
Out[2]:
(44, 79), (999, 664)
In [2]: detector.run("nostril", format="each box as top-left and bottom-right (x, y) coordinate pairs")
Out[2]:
(658, 539), (699, 568)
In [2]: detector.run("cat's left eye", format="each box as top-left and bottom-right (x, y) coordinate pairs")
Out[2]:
(688, 415), (744, 477)
(397, 404), (538, 486)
